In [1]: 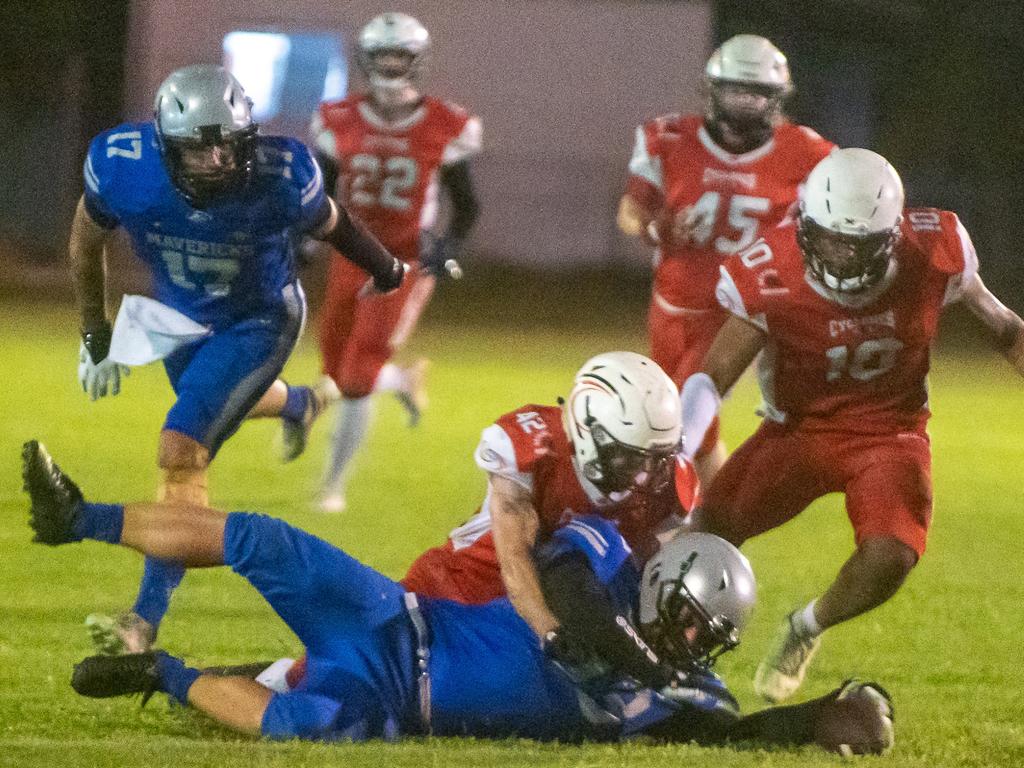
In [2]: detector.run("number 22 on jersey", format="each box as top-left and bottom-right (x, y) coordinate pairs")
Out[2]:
(348, 154), (418, 211)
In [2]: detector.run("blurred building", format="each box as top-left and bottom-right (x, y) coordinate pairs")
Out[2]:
(1, 0), (1021, 303)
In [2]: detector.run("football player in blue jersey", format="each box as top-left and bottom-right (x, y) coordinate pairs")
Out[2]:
(22, 441), (894, 754)
(69, 64), (406, 655)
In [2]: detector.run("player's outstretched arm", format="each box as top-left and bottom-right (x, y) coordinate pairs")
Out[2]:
(958, 273), (1024, 375)
(489, 475), (561, 639)
(681, 315), (766, 459)
(311, 198), (405, 293)
(538, 550), (680, 688)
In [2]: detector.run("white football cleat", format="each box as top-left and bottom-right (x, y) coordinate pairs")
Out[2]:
(753, 610), (822, 702)
(317, 493), (346, 514)
(85, 611), (156, 656)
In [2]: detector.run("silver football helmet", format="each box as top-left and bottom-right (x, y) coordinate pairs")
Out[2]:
(704, 34), (793, 151)
(798, 148), (905, 296)
(153, 64), (257, 205)
(639, 532), (756, 668)
(357, 13), (430, 109)
(564, 352), (681, 498)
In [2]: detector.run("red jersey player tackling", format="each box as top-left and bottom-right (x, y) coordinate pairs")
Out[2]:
(679, 148), (1024, 702)
(404, 352), (699, 637)
(310, 13), (482, 512)
(618, 34), (834, 486)
(282, 352), (697, 689)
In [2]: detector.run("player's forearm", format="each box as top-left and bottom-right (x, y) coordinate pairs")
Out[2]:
(68, 198), (110, 330)
(490, 481), (560, 637)
(960, 274), (1024, 375)
(500, 549), (560, 638)
(439, 161), (480, 240)
(319, 202), (400, 279)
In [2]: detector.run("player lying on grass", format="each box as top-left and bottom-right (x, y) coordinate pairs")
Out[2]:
(23, 441), (892, 753)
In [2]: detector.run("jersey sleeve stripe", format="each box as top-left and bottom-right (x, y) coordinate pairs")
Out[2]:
(300, 164), (324, 207)
(627, 125), (663, 189)
(474, 424), (533, 491)
(943, 216), (980, 305)
(84, 155), (100, 194)
(565, 520), (609, 557)
(441, 116), (483, 166)
(715, 266), (767, 331)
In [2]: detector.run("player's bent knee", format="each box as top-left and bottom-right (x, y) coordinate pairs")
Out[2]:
(159, 430), (210, 470)
(158, 431), (211, 506)
(859, 536), (918, 589)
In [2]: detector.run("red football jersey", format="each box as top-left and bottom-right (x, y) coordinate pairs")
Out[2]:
(627, 115), (834, 310)
(312, 94), (482, 259)
(716, 208), (978, 434)
(450, 404), (691, 556)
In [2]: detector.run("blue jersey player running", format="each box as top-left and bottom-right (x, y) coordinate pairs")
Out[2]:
(23, 441), (895, 754)
(68, 64), (406, 655)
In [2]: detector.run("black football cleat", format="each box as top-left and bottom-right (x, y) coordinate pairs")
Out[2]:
(21, 440), (84, 545)
(71, 652), (161, 705)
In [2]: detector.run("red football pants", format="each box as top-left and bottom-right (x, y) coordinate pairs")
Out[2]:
(701, 421), (933, 558)
(319, 254), (422, 398)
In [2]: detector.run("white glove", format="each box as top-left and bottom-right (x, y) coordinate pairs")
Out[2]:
(78, 341), (130, 401)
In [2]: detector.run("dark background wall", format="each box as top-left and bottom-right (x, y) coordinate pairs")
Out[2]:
(1, 0), (1021, 310)
(716, 0), (1024, 307)
(0, 0), (129, 257)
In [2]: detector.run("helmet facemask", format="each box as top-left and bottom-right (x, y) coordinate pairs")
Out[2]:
(705, 79), (788, 153)
(158, 123), (258, 208)
(358, 47), (425, 109)
(643, 574), (740, 670)
(585, 420), (679, 496)
(798, 215), (900, 295)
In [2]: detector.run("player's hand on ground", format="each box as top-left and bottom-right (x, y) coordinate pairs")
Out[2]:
(78, 324), (130, 401)
(814, 679), (894, 756)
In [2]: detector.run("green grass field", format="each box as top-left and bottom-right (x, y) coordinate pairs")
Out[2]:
(1, 295), (1022, 767)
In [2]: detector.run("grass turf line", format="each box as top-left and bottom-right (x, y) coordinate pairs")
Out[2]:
(1, 299), (1022, 767)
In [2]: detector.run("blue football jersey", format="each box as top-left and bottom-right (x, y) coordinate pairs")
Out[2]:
(423, 514), (737, 741)
(83, 122), (328, 328)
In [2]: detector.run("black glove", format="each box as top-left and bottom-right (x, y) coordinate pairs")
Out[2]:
(373, 258), (407, 294)
(81, 322), (113, 364)
(542, 629), (592, 668)
(420, 233), (464, 279)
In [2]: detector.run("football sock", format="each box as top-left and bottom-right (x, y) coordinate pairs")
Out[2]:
(132, 557), (186, 629)
(373, 363), (404, 393)
(793, 599), (822, 638)
(322, 396), (372, 494)
(154, 651), (202, 705)
(73, 502), (124, 544)
(281, 385), (312, 422)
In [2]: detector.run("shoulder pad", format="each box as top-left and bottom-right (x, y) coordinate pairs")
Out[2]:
(548, 515), (633, 585)
(490, 405), (563, 473)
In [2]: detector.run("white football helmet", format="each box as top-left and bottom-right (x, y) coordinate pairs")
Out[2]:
(153, 64), (257, 206)
(798, 148), (905, 295)
(564, 352), (681, 497)
(357, 13), (430, 108)
(639, 532), (756, 668)
(704, 35), (793, 151)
